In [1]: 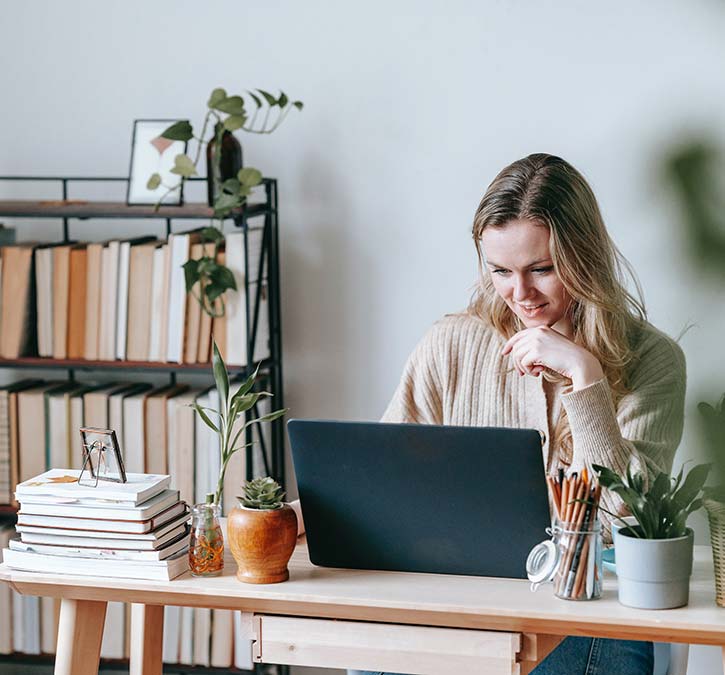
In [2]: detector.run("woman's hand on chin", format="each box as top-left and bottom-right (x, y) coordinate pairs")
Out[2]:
(502, 325), (604, 390)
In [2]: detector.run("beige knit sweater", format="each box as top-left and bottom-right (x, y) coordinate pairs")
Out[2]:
(382, 312), (687, 537)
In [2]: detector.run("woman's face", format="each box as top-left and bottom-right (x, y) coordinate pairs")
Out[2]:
(479, 219), (573, 334)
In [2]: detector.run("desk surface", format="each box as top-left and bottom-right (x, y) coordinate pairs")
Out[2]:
(1, 540), (723, 646)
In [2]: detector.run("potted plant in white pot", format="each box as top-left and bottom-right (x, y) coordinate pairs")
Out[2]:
(698, 394), (725, 607)
(592, 461), (710, 609)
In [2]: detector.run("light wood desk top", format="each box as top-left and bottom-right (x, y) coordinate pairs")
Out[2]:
(1, 540), (723, 646)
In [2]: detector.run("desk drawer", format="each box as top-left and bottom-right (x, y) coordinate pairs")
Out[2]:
(254, 615), (522, 674)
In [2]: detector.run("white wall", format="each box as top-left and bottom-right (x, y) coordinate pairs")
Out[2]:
(1, 2), (724, 673)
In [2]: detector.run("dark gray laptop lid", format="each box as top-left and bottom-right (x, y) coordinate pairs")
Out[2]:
(287, 419), (550, 579)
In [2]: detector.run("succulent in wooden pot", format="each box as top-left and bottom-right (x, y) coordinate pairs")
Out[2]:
(227, 476), (297, 584)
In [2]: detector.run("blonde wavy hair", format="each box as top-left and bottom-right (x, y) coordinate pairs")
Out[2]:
(468, 153), (646, 465)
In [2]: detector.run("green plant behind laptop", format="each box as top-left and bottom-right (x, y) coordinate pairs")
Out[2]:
(698, 393), (725, 503)
(592, 461), (710, 539)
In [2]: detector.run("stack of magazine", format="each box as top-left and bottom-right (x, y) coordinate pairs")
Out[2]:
(3, 469), (190, 581)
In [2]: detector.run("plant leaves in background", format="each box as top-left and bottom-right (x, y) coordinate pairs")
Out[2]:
(146, 173), (161, 190)
(170, 153), (197, 177)
(224, 114), (246, 131)
(161, 120), (194, 142)
(237, 167), (262, 187)
(208, 87), (227, 108)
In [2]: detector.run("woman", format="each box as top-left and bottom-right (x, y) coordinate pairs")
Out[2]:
(353, 153), (685, 675)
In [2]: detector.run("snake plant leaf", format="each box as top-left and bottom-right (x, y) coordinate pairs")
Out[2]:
(170, 153), (198, 178)
(161, 120), (194, 142)
(207, 88), (227, 109)
(146, 173), (162, 190)
(672, 463), (711, 511)
(212, 339), (229, 410)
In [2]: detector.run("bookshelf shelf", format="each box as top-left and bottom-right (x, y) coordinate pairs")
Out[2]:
(0, 199), (270, 220)
(0, 356), (273, 374)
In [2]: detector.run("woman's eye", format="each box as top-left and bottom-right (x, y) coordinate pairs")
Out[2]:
(492, 268), (510, 275)
(532, 266), (554, 274)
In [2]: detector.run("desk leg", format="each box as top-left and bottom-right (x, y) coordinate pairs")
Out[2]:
(129, 603), (164, 675)
(54, 598), (107, 675)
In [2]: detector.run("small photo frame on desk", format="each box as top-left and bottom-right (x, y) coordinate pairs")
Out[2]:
(78, 427), (127, 486)
(127, 119), (187, 206)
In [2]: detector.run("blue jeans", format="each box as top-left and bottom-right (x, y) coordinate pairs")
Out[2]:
(348, 636), (653, 675)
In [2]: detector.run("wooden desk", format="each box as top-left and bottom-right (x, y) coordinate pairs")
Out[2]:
(1, 541), (723, 675)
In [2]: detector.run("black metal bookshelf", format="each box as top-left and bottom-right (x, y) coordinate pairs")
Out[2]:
(0, 175), (287, 674)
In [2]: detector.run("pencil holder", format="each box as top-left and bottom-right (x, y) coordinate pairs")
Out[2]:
(552, 518), (602, 600)
(526, 518), (602, 601)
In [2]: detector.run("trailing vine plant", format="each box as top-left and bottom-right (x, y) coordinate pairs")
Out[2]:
(147, 87), (303, 317)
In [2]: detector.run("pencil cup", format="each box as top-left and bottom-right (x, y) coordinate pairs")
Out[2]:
(552, 518), (602, 600)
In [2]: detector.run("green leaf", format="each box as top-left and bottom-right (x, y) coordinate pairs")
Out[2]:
(256, 89), (277, 106)
(222, 178), (241, 194)
(224, 115), (246, 131)
(216, 95), (246, 116)
(209, 263), (237, 290)
(278, 91), (288, 108)
(205, 282), (227, 303)
(212, 340), (230, 411)
(213, 191), (242, 216)
(207, 87), (227, 108)
(201, 226), (224, 244)
(170, 153), (198, 178)
(231, 363), (262, 404)
(146, 173), (162, 190)
(591, 464), (623, 490)
(161, 120), (194, 142)
(237, 167), (263, 187)
(182, 259), (200, 292)
(247, 91), (262, 108)
(190, 402), (219, 433)
(292, 101), (304, 110)
(672, 463), (711, 510)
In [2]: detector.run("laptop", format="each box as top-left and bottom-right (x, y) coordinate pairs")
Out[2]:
(287, 419), (551, 579)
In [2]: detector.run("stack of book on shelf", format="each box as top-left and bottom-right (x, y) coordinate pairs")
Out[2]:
(0, 227), (269, 365)
(3, 469), (190, 581)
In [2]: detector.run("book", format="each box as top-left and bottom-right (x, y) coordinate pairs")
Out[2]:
(2, 547), (189, 581)
(17, 500), (187, 535)
(210, 250), (227, 362)
(66, 245), (88, 359)
(9, 529), (189, 562)
(144, 385), (188, 475)
(192, 607), (211, 666)
(19, 488), (180, 520)
(166, 229), (202, 363)
(0, 244), (37, 358)
(194, 388), (220, 504)
(83, 382), (133, 429)
(116, 237), (156, 360)
(183, 242), (203, 364)
(210, 609), (233, 667)
(126, 241), (159, 361)
(109, 382), (152, 458)
(123, 387), (151, 473)
(15, 468), (171, 505)
(225, 229), (267, 365)
(17, 520), (188, 550)
(162, 605), (180, 664)
(47, 383), (86, 470)
(233, 610), (253, 669)
(52, 243), (72, 360)
(17, 383), (66, 482)
(40, 595), (58, 654)
(34, 245), (54, 358)
(167, 389), (200, 507)
(178, 607), (194, 664)
(83, 241), (104, 360)
(148, 243), (169, 362)
(98, 240), (120, 360)
(0, 525), (14, 654)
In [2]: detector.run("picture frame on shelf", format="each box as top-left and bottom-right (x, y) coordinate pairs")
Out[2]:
(127, 119), (186, 206)
(78, 427), (127, 485)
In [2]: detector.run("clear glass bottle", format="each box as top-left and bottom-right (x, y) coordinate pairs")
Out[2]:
(552, 517), (602, 600)
(189, 501), (224, 577)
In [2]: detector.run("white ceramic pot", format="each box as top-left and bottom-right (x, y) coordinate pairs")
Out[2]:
(615, 527), (694, 609)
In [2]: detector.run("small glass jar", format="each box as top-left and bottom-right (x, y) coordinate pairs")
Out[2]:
(189, 502), (224, 577)
(527, 517), (602, 601)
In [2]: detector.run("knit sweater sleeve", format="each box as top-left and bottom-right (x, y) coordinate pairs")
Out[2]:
(561, 329), (686, 530)
(381, 324), (445, 424)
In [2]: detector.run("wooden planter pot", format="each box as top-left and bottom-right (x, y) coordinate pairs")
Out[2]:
(227, 504), (297, 584)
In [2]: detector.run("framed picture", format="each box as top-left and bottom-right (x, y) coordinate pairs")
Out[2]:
(78, 427), (127, 486)
(127, 119), (187, 206)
